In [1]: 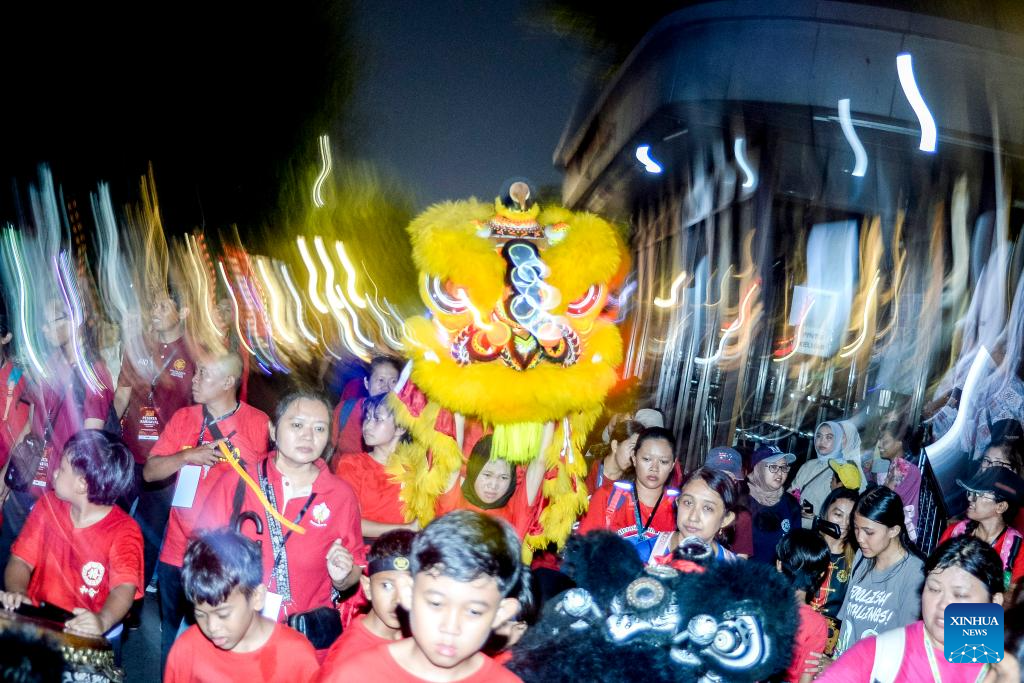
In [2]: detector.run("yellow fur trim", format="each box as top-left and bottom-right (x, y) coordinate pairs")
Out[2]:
(408, 200), (505, 309)
(540, 209), (625, 310)
(491, 422), (545, 464)
(386, 393), (464, 526)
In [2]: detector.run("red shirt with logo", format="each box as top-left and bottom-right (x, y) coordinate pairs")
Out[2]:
(151, 402), (269, 567)
(334, 452), (406, 525)
(118, 337), (195, 464)
(165, 622), (319, 683)
(0, 361), (30, 468)
(12, 492), (143, 613)
(319, 642), (522, 683)
(203, 456), (366, 620)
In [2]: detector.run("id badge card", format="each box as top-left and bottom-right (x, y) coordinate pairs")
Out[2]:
(261, 591), (283, 621)
(31, 444), (56, 490)
(138, 405), (160, 441)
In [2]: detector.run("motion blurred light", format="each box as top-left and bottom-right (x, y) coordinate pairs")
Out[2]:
(896, 53), (937, 153)
(635, 144), (663, 173)
(838, 99), (868, 177)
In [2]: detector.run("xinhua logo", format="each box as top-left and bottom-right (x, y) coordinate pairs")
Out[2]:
(944, 603), (1004, 664)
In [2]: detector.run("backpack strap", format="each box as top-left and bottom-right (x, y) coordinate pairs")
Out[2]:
(605, 482), (632, 530)
(869, 627), (907, 683)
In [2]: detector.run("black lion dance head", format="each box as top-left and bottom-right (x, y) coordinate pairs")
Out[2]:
(508, 533), (797, 683)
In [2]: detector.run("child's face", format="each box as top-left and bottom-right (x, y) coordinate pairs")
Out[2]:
(676, 478), (734, 544)
(52, 457), (84, 503)
(363, 405), (402, 447)
(361, 569), (407, 630)
(193, 586), (265, 651)
(399, 569), (518, 669)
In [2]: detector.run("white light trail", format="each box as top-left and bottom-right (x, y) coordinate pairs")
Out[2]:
(896, 53), (937, 152)
(838, 99), (868, 177)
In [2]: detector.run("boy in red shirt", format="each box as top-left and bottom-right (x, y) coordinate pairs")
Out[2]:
(0, 431), (142, 644)
(319, 510), (524, 682)
(142, 351), (269, 670)
(165, 528), (319, 683)
(322, 529), (415, 669)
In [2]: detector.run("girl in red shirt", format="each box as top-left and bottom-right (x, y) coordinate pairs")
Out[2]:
(435, 434), (544, 539)
(576, 427), (678, 562)
(334, 393), (417, 539)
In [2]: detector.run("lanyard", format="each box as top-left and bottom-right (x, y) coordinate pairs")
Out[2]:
(630, 484), (666, 538)
(923, 627), (988, 683)
(197, 403), (240, 447)
(147, 348), (178, 403)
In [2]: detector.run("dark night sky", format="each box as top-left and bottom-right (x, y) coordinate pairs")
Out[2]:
(347, 0), (587, 206)
(0, 1), (588, 229)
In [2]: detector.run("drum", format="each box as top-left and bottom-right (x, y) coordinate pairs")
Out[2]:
(0, 608), (123, 682)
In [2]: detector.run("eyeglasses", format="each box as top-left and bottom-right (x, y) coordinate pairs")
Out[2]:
(767, 463), (791, 474)
(965, 491), (997, 503)
(982, 457), (1012, 470)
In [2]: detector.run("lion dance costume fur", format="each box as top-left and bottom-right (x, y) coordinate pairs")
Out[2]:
(388, 182), (628, 554)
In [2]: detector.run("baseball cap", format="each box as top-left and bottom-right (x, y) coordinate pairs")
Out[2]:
(634, 408), (665, 429)
(751, 445), (797, 468)
(956, 467), (1024, 502)
(828, 459), (861, 490)
(706, 447), (743, 478)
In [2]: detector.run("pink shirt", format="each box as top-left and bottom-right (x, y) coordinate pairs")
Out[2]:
(820, 621), (986, 682)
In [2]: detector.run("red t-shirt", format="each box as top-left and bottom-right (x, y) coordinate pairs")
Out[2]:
(319, 641), (522, 683)
(118, 337), (195, 464)
(331, 397), (366, 459)
(30, 354), (114, 487)
(165, 622), (319, 683)
(334, 452), (406, 525)
(321, 614), (392, 670)
(785, 602), (828, 683)
(0, 361), (30, 468)
(202, 456), (367, 620)
(577, 482), (677, 541)
(151, 402), (269, 567)
(435, 469), (540, 539)
(12, 492), (143, 613)
(940, 520), (1024, 583)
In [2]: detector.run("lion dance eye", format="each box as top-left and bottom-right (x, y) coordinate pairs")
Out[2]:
(425, 275), (467, 315)
(566, 284), (603, 316)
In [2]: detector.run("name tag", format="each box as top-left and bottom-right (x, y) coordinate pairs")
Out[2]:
(262, 591), (283, 621)
(170, 465), (202, 508)
(138, 406), (160, 441)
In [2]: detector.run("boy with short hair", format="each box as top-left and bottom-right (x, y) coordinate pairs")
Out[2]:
(321, 529), (415, 669)
(319, 510), (524, 682)
(164, 529), (319, 683)
(0, 431), (142, 639)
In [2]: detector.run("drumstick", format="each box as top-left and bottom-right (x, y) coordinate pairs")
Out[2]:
(216, 441), (307, 535)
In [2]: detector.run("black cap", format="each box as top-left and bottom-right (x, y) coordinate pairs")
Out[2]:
(956, 467), (1024, 502)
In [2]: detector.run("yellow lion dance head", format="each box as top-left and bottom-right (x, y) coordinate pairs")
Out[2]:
(392, 182), (628, 552)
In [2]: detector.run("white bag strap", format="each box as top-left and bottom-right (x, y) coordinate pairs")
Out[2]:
(869, 627), (907, 683)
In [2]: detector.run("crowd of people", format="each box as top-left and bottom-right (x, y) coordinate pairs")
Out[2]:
(0, 288), (1023, 682)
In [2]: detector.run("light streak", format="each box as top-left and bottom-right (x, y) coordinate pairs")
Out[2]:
(217, 260), (257, 356)
(734, 138), (757, 189)
(280, 263), (319, 345)
(653, 271), (689, 308)
(296, 237), (329, 314)
(896, 53), (937, 152)
(334, 241), (367, 308)
(5, 230), (46, 378)
(57, 251), (105, 393)
(696, 282), (759, 365)
(312, 134), (332, 208)
(256, 258), (297, 346)
(838, 99), (868, 177)
(186, 235), (225, 339)
(635, 145), (663, 174)
(927, 347), (991, 455)
(773, 297), (816, 363)
(839, 271), (881, 358)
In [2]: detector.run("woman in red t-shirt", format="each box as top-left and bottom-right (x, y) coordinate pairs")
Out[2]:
(576, 427), (678, 562)
(333, 393), (418, 539)
(435, 434), (544, 538)
(202, 391), (365, 648)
